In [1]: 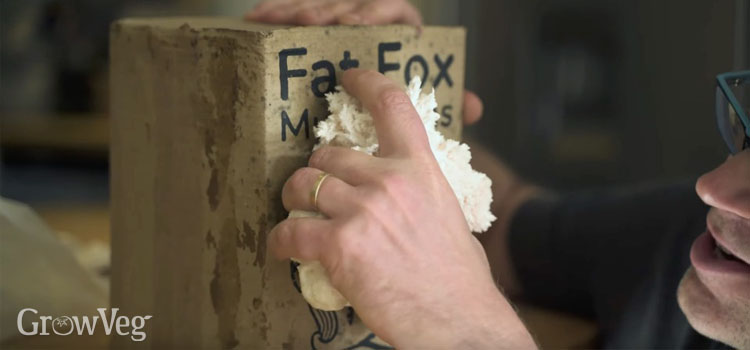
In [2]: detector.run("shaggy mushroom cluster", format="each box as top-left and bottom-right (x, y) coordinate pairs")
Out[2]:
(288, 77), (496, 311)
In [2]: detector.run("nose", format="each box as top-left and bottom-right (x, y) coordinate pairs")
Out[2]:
(695, 149), (750, 219)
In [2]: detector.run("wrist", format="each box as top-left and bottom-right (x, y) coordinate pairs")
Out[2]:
(456, 287), (537, 349)
(389, 284), (536, 349)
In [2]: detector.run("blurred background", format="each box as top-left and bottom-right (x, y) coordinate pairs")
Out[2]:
(3, 0), (747, 206)
(0, 0), (747, 348)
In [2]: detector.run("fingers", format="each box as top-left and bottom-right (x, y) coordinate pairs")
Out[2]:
(339, 0), (423, 26)
(249, 3), (299, 24)
(245, 0), (295, 21)
(246, 0), (422, 26)
(462, 90), (483, 125)
(309, 146), (385, 185)
(296, 1), (361, 25)
(268, 216), (332, 261)
(245, 0), (275, 20)
(246, 0), (321, 24)
(341, 69), (430, 157)
(246, 0), (362, 26)
(282, 167), (357, 216)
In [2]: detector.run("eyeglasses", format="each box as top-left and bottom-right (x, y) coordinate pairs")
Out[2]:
(715, 70), (750, 154)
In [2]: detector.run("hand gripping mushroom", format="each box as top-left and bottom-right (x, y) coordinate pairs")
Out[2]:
(288, 77), (496, 311)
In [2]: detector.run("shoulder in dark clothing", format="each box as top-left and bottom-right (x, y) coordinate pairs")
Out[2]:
(508, 181), (728, 348)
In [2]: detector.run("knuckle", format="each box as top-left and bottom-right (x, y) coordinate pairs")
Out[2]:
(284, 168), (315, 199)
(372, 170), (416, 205)
(288, 168), (310, 191)
(276, 228), (293, 253)
(308, 147), (330, 167)
(380, 170), (408, 191)
(357, 187), (387, 216)
(376, 87), (412, 115)
(268, 223), (289, 257)
(335, 226), (363, 260)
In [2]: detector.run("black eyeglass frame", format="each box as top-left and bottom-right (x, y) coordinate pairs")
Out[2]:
(715, 70), (750, 154)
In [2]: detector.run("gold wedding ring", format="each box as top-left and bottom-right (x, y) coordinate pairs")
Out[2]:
(310, 172), (330, 211)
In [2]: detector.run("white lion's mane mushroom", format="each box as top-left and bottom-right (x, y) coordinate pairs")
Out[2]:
(288, 77), (496, 311)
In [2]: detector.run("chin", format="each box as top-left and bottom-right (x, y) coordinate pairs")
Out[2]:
(677, 267), (750, 349)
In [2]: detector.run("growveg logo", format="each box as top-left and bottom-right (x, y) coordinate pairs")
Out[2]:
(17, 308), (152, 341)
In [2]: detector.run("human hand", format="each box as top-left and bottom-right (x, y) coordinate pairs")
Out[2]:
(245, 0), (422, 26)
(245, 0), (484, 126)
(269, 68), (535, 349)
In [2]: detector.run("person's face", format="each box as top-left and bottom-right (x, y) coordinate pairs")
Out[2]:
(677, 149), (750, 348)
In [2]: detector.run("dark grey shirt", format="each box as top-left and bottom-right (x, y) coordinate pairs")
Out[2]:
(509, 181), (730, 349)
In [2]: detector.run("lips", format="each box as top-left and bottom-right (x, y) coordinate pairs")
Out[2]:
(691, 232), (750, 275)
(707, 210), (750, 266)
(689, 209), (750, 276)
(714, 240), (743, 263)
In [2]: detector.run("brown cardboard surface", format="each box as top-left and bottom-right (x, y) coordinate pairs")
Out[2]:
(110, 17), (465, 349)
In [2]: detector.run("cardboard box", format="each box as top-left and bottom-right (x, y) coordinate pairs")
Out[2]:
(110, 17), (465, 349)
